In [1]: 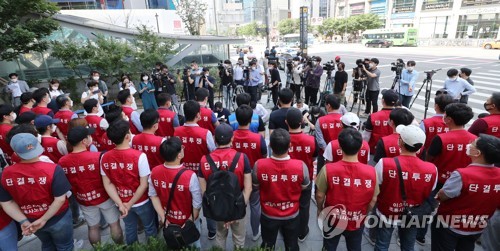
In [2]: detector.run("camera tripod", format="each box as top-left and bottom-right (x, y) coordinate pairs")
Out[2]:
(410, 68), (441, 119)
(349, 80), (367, 116)
(391, 72), (402, 94)
(317, 70), (334, 107)
(286, 67), (293, 89)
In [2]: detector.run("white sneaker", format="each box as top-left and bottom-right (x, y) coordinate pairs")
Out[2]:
(252, 229), (261, 241)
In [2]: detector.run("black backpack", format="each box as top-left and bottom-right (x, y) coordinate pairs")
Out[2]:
(202, 152), (246, 221)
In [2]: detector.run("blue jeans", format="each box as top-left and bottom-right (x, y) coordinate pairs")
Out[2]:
(323, 227), (363, 251)
(123, 200), (158, 244)
(0, 220), (18, 251)
(35, 209), (74, 251)
(375, 221), (417, 251)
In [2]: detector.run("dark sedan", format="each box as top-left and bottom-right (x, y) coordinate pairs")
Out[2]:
(365, 39), (393, 48)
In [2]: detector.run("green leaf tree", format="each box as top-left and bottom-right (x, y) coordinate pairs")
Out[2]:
(352, 14), (383, 34)
(277, 19), (298, 35)
(0, 0), (60, 61)
(51, 40), (94, 81)
(132, 25), (175, 71)
(237, 22), (258, 37)
(318, 18), (341, 38)
(172, 0), (207, 35)
(88, 34), (133, 84)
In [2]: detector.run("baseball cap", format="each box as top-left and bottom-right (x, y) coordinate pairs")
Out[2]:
(335, 56), (341, 61)
(215, 124), (233, 144)
(341, 112), (360, 129)
(16, 111), (36, 124)
(10, 133), (44, 160)
(34, 115), (60, 128)
(67, 126), (96, 146)
(382, 89), (399, 106)
(396, 124), (426, 148)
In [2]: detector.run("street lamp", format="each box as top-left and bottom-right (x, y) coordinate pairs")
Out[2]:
(155, 13), (160, 33)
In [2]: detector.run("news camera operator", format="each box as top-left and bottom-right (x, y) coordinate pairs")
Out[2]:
(151, 62), (163, 96)
(219, 60), (234, 108)
(233, 58), (245, 86)
(304, 57), (323, 106)
(268, 61), (281, 107)
(291, 57), (304, 101)
(397, 60), (419, 108)
(177, 67), (195, 101)
(159, 66), (178, 107)
(352, 59), (367, 105)
(200, 67), (216, 110)
(361, 58), (381, 117)
(248, 60), (261, 103)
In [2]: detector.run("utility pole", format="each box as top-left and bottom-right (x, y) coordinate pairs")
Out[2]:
(265, 0), (270, 48)
(213, 0), (219, 35)
(155, 13), (160, 33)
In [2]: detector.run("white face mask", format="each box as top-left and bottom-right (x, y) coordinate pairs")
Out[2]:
(53, 86), (59, 90)
(92, 76), (99, 81)
(465, 144), (480, 157)
(142, 76), (149, 81)
(123, 116), (130, 122)
(252, 67), (256, 70)
(37, 134), (42, 144)
(93, 87), (99, 92)
(51, 124), (57, 133)
(69, 100), (74, 107)
(11, 78), (17, 83)
(369, 63), (375, 69)
(46, 96), (52, 104)
(10, 113), (16, 122)
(407, 67), (414, 71)
(293, 61), (299, 65)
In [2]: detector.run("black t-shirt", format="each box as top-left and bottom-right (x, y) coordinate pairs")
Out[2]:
(333, 71), (348, 94)
(270, 68), (281, 86)
(220, 70), (233, 85)
(269, 107), (289, 131)
(161, 73), (176, 95)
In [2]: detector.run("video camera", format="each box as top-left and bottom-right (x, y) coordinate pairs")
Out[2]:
(306, 56), (317, 68)
(323, 60), (335, 72)
(286, 59), (294, 72)
(217, 61), (225, 71)
(424, 68), (441, 78)
(390, 62), (405, 75)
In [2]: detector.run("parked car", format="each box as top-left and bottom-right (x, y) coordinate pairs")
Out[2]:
(482, 40), (500, 49)
(365, 39), (393, 48)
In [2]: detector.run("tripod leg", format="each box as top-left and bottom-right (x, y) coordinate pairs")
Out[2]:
(410, 79), (426, 108)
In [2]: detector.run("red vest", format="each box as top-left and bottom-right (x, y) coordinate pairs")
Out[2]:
(0, 209), (11, 230)
(381, 133), (401, 159)
(101, 149), (149, 204)
(481, 114), (500, 138)
(432, 130), (477, 184)
(377, 156), (437, 219)
(232, 129), (263, 167)
(150, 165), (194, 225)
(0, 124), (14, 158)
(197, 107), (215, 134)
(58, 151), (109, 206)
(319, 113), (343, 146)
(289, 132), (316, 178)
(31, 106), (52, 116)
(329, 139), (370, 164)
(438, 165), (500, 233)
(99, 132), (115, 151)
(1, 162), (69, 219)
(41, 136), (64, 163)
(200, 148), (246, 190)
(324, 161), (376, 230)
(157, 108), (176, 138)
(19, 106), (31, 115)
(54, 109), (74, 136)
(368, 110), (393, 152)
(122, 106), (140, 135)
(174, 125), (209, 171)
(422, 116), (449, 150)
(85, 115), (107, 150)
(132, 133), (165, 169)
(257, 158), (305, 218)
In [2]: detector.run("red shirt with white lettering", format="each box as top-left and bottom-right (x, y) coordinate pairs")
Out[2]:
(422, 115), (449, 150)
(174, 125), (209, 171)
(85, 115), (107, 150)
(289, 132), (317, 178)
(368, 110), (393, 152)
(328, 139), (370, 164)
(0, 123), (14, 158)
(19, 106), (31, 115)
(232, 129), (264, 167)
(54, 109), (75, 136)
(318, 113), (343, 147)
(122, 106), (140, 135)
(132, 133), (165, 169)
(199, 148), (247, 190)
(32, 106), (52, 116)
(41, 136), (64, 163)
(157, 108), (176, 138)
(197, 107), (216, 134)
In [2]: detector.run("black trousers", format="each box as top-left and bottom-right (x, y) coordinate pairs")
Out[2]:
(271, 86), (279, 106)
(208, 89), (215, 110)
(323, 227), (363, 251)
(305, 86), (319, 106)
(299, 184), (312, 239)
(290, 84), (301, 101)
(261, 214), (300, 251)
(431, 217), (480, 251)
(248, 85), (258, 103)
(364, 90), (380, 114)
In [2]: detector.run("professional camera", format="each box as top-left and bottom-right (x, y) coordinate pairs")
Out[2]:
(217, 61), (225, 71)
(323, 60), (335, 72)
(182, 66), (191, 76)
(306, 57), (316, 68)
(286, 59), (294, 72)
(358, 62), (370, 69)
(390, 62), (405, 75)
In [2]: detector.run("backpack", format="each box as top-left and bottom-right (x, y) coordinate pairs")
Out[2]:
(202, 152), (246, 221)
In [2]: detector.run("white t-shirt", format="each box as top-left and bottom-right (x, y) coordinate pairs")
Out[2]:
(81, 91), (104, 117)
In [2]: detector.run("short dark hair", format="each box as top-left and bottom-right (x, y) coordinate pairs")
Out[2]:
(236, 93), (251, 106)
(20, 92), (33, 105)
(389, 108), (414, 127)
(215, 102), (223, 109)
(6, 124), (38, 145)
(90, 70), (100, 76)
(105, 106), (123, 125)
(107, 120), (130, 145)
(157, 93), (172, 106)
(236, 104), (253, 126)
(183, 100), (200, 122)
(160, 137), (183, 162)
(83, 99), (98, 113)
(32, 88), (49, 103)
(460, 68), (472, 77)
(338, 128), (363, 156)
(191, 60), (198, 65)
(8, 73), (18, 79)
(117, 89), (131, 104)
(140, 109), (159, 130)
(490, 92), (500, 109)
(286, 108), (303, 130)
(434, 94), (454, 113)
(56, 95), (69, 109)
(140, 72), (150, 80)
(0, 104), (13, 118)
(402, 140), (422, 153)
(155, 62), (163, 66)
(370, 58), (379, 65)
(447, 69), (459, 77)
(87, 81), (99, 88)
(270, 128), (290, 155)
(476, 134), (500, 164)
(407, 60), (416, 67)
(278, 88), (294, 105)
(444, 103), (473, 126)
(325, 94), (340, 110)
(195, 88), (209, 102)
(224, 59), (231, 64)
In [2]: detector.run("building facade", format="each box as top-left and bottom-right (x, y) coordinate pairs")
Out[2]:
(51, 0), (176, 10)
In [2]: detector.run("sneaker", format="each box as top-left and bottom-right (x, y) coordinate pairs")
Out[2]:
(363, 228), (376, 246)
(416, 237), (426, 246)
(298, 229), (309, 242)
(72, 218), (85, 228)
(208, 232), (216, 240)
(252, 229), (261, 241)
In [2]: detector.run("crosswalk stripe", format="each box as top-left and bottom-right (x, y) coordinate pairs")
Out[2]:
(487, 70), (500, 73)
(470, 75), (499, 81)
(433, 79), (498, 93)
(475, 72), (499, 77)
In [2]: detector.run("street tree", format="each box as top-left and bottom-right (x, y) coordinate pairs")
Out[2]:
(318, 18), (341, 38)
(277, 19), (298, 35)
(88, 34), (133, 84)
(172, 0), (207, 35)
(237, 22), (258, 37)
(132, 25), (175, 71)
(0, 0), (60, 61)
(352, 14), (383, 34)
(51, 40), (94, 81)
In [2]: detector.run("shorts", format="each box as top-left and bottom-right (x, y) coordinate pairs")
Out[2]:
(80, 199), (120, 227)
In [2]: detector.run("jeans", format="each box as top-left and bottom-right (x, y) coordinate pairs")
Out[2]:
(35, 209), (74, 251)
(250, 188), (262, 236)
(299, 184), (312, 239)
(323, 227), (363, 251)
(365, 90), (380, 114)
(123, 200), (158, 244)
(0, 220), (18, 251)
(206, 217), (216, 235)
(222, 85), (232, 109)
(431, 217), (480, 251)
(399, 94), (412, 108)
(261, 214), (300, 251)
(305, 86), (319, 106)
(374, 220), (418, 251)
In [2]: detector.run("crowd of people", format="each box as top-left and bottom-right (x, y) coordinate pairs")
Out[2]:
(0, 54), (498, 251)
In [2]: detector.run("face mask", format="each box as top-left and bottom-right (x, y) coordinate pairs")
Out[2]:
(46, 97), (52, 104)
(123, 116), (130, 122)
(449, 76), (457, 81)
(465, 144), (480, 157)
(10, 113), (16, 122)
(92, 76), (99, 81)
(252, 67), (256, 70)
(11, 78), (17, 83)
(312, 62), (317, 66)
(143, 76), (149, 81)
(93, 87), (99, 92)
(407, 67), (414, 71)
(37, 134), (42, 144)
(69, 100), (74, 107)
(293, 61), (299, 65)
(53, 86), (59, 90)
(369, 63), (375, 68)
(51, 124), (57, 133)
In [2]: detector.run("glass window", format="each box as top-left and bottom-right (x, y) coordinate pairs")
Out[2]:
(456, 14), (499, 39)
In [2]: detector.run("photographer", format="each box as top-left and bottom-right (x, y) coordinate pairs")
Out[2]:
(305, 57), (323, 106)
(352, 59), (367, 105)
(159, 66), (178, 110)
(219, 60), (234, 108)
(200, 67), (216, 110)
(268, 61), (281, 107)
(290, 57), (303, 101)
(191, 60), (203, 89)
(248, 60), (261, 102)
(361, 58), (381, 117)
(151, 62), (163, 95)
(178, 67), (195, 101)
(397, 60), (419, 108)
(333, 62), (348, 105)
